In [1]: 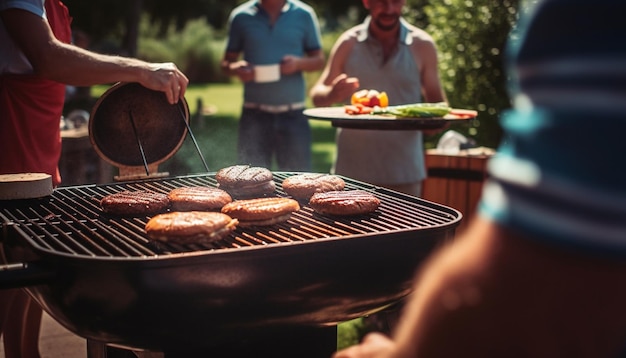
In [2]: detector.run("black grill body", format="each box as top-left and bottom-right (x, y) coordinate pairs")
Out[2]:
(0, 173), (460, 351)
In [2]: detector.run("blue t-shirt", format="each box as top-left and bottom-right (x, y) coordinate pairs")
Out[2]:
(0, 0), (45, 74)
(479, 0), (626, 255)
(224, 0), (322, 105)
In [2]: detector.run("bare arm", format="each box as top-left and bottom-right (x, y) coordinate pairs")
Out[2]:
(1, 8), (188, 104)
(411, 34), (448, 135)
(222, 47), (325, 83)
(411, 37), (447, 104)
(221, 51), (255, 82)
(309, 34), (360, 107)
(335, 216), (626, 357)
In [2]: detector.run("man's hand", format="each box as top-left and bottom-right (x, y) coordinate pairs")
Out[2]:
(144, 62), (189, 104)
(330, 73), (360, 104)
(280, 55), (300, 75)
(223, 59), (254, 83)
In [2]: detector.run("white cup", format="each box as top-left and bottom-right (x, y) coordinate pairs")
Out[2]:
(254, 64), (280, 83)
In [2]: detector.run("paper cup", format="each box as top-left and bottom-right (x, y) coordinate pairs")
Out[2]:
(254, 64), (280, 83)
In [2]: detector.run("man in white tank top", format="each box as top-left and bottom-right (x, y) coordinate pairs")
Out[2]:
(309, 0), (447, 197)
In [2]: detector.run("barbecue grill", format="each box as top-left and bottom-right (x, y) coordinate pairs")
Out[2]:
(0, 173), (460, 354)
(0, 83), (462, 356)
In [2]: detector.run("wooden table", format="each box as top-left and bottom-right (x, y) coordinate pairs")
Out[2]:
(422, 147), (495, 233)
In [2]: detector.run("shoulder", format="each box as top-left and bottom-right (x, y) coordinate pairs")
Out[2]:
(402, 20), (439, 60)
(289, 0), (314, 12)
(0, 0), (45, 16)
(402, 19), (436, 47)
(228, 1), (256, 21)
(334, 23), (364, 49)
(288, 0), (319, 18)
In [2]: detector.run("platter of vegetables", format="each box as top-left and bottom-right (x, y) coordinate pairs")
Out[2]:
(304, 89), (477, 130)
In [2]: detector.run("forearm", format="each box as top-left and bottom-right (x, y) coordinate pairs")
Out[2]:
(391, 219), (497, 357)
(37, 42), (186, 104)
(221, 58), (242, 76)
(310, 72), (359, 108)
(36, 43), (151, 86)
(3, 7), (187, 104)
(393, 217), (626, 357)
(310, 84), (336, 107)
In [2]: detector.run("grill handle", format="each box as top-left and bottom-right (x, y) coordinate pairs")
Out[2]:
(0, 262), (55, 290)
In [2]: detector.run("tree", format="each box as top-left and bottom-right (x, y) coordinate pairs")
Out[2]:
(406, 0), (520, 148)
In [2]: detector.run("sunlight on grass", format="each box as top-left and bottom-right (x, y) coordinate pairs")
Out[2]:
(187, 82), (244, 116)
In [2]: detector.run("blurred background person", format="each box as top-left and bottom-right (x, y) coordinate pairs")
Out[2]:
(309, 0), (447, 197)
(0, 0), (188, 356)
(333, 0), (626, 356)
(221, 0), (325, 172)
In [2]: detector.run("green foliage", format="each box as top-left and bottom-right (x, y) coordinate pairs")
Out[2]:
(138, 16), (229, 83)
(337, 318), (368, 350)
(153, 83), (337, 175)
(405, 0), (520, 148)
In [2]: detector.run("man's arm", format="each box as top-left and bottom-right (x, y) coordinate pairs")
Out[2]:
(220, 51), (254, 82)
(411, 36), (447, 104)
(1, 8), (187, 104)
(309, 34), (359, 107)
(410, 34), (448, 135)
(335, 216), (626, 357)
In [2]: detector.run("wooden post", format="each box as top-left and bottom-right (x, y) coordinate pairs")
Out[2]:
(422, 147), (494, 233)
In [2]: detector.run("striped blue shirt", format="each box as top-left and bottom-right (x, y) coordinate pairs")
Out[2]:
(479, 0), (626, 255)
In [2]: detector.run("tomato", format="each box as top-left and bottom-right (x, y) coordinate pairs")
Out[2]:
(350, 89), (389, 108)
(369, 95), (381, 107)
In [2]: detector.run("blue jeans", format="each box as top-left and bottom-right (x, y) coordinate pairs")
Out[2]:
(237, 107), (312, 171)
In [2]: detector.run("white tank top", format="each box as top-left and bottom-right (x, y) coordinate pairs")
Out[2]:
(334, 17), (426, 184)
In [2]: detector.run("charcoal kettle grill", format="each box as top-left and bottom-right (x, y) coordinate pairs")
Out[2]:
(0, 83), (462, 357)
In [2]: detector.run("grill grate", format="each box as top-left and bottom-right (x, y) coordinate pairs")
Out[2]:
(0, 173), (460, 259)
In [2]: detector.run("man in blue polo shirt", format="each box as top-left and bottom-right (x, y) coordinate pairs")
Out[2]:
(221, 0), (324, 171)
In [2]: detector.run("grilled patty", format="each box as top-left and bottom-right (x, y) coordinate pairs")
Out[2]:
(168, 186), (232, 211)
(221, 197), (300, 226)
(215, 165), (275, 198)
(282, 173), (345, 200)
(145, 211), (238, 244)
(100, 190), (170, 216)
(309, 190), (380, 216)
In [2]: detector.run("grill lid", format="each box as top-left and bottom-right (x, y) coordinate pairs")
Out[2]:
(89, 82), (190, 181)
